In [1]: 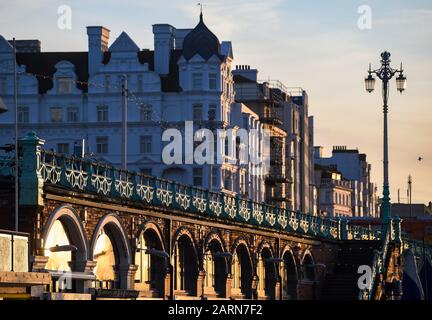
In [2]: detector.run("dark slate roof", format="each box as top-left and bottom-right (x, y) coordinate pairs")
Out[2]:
(16, 52), (88, 93)
(15, 49), (182, 93)
(161, 50), (182, 92)
(233, 74), (256, 84)
(182, 14), (222, 61)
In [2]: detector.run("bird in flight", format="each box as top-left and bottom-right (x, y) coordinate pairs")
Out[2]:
(418, 156), (424, 162)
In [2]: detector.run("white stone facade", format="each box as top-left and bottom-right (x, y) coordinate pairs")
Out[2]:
(0, 17), (267, 202)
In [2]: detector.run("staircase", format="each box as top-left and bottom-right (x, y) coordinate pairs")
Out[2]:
(321, 241), (382, 300)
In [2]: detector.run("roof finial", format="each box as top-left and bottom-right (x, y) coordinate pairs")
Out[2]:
(198, 2), (203, 22)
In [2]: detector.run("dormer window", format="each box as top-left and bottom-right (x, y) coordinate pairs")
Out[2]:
(57, 77), (73, 94)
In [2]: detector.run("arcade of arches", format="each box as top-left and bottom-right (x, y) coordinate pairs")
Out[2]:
(25, 197), (341, 300)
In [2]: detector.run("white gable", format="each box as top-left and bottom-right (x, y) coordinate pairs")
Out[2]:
(109, 32), (139, 52)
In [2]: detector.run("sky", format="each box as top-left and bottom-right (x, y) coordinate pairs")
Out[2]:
(0, 0), (431, 204)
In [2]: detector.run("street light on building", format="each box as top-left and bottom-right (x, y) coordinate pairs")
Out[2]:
(365, 51), (407, 222)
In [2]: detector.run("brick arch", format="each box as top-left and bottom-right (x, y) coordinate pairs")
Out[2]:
(230, 237), (254, 271)
(230, 236), (254, 298)
(171, 226), (200, 263)
(280, 244), (299, 299)
(136, 220), (166, 252)
(90, 213), (132, 266)
(280, 245), (299, 277)
(41, 205), (89, 267)
(203, 231), (227, 253)
(300, 249), (315, 265)
(256, 240), (275, 257)
(300, 249), (316, 281)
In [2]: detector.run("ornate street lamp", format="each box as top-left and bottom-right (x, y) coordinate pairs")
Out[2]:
(365, 51), (406, 222)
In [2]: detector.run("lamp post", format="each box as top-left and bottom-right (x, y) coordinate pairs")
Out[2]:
(365, 51), (407, 222)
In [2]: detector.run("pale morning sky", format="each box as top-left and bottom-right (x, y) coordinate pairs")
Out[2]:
(0, 0), (431, 204)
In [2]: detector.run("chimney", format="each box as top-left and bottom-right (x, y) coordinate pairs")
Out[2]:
(86, 26), (110, 76)
(152, 24), (175, 75)
(314, 146), (323, 159)
(232, 65), (258, 82)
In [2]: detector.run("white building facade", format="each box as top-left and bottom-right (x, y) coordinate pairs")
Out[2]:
(314, 146), (378, 218)
(0, 15), (267, 202)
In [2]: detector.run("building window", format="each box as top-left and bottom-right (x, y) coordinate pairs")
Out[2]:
(96, 136), (108, 154)
(193, 168), (203, 186)
(97, 105), (109, 122)
(193, 104), (202, 121)
(57, 77), (73, 94)
(17, 106), (29, 123)
(57, 143), (69, 154)
(209, 73), (217, 90)
(50, 107), (63, 123)
(67, 107), (79, 122)
(208, 105), (216, 120)
(140, 104), (152, 121)
(140, 135), (152, 154)
(224, 170), (232, 191)
(192, 73), (203, 90)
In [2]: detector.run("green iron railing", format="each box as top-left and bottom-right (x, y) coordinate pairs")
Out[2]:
(34, 149), (381, 241)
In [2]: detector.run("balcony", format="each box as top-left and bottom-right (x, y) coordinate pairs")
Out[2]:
(321, 178), (352, 190)
(261, 109), (283, 126)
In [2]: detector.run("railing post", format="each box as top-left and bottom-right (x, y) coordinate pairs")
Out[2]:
(392, 215), (402, 243)
(340, 218), (348, 240)
(19, 132), (45, 206)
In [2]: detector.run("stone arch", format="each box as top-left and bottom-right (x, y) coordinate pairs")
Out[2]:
(90, 213), (132, 264)
(134, 220), (167, 296)
(230, 237), (254, 299)
(41, 205), (89, 271)
(256, 240), (277, 299)
(172, 226), (200, 296)
(90, 213), (133, 289)
(203, 231), (227, 253)
(203, 231), (228, 298)
(300, 250), (316, 281)
(281, 245), (299, 300)
(136, 220), (166, 252)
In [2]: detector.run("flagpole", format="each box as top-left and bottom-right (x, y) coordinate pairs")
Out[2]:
(13, 38), (18, 232)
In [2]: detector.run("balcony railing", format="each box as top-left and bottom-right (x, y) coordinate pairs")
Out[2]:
(321, 178), (352, 189)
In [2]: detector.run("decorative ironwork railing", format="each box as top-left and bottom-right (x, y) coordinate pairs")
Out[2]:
(34, 149), (382, 242)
